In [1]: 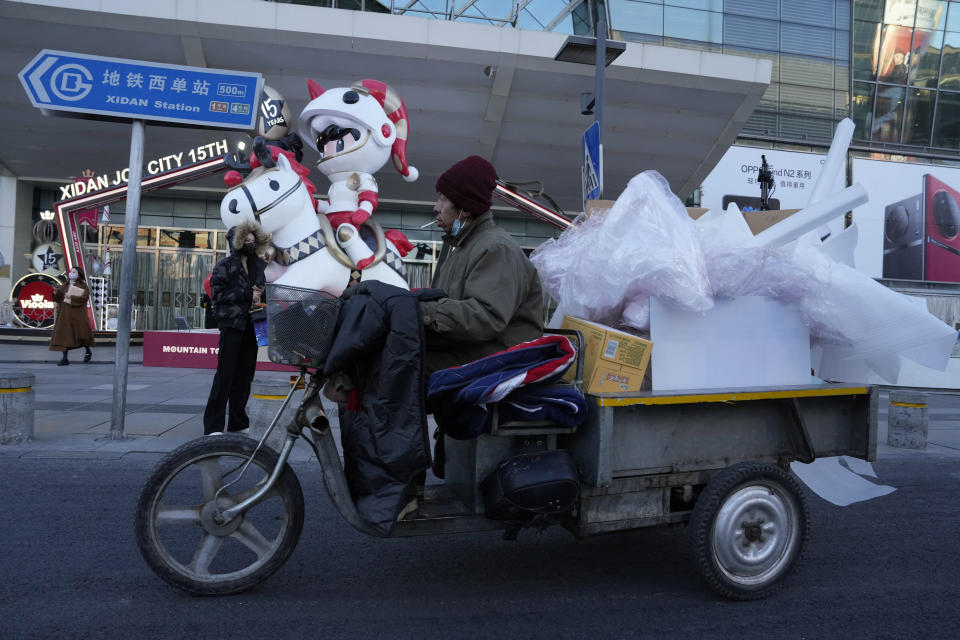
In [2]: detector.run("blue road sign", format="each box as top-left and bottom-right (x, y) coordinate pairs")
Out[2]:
(19, 50), (262, 129)
(582, 121), (602, 203)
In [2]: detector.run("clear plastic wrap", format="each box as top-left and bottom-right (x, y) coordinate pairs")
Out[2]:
(793, 239), (957, 380)
(532, 168), (955, 384)
(531, 171), (712, 328)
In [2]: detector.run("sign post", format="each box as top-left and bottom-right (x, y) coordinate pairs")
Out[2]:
(19, 49), (261, 439)
(111, 120), (144, 440)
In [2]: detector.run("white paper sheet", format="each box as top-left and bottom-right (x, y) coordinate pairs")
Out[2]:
(790, 457), (895, 506)
(840, 455), (878, 479)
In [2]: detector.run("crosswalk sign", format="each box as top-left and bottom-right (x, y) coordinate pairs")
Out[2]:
(582, 121), (602, 205)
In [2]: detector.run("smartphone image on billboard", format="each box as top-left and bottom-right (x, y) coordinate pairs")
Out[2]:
(923, 174), (960, 284)
(721, 195), (781, 211)
(882, 193), (924, 281)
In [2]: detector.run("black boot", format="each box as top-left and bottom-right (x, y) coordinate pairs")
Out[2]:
(57, 352), (68, 366)
(83, 347), (92, 363)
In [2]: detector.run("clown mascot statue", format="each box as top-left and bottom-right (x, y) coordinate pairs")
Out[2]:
(296, 78), (417, 289)
(298, 78), (418, 229)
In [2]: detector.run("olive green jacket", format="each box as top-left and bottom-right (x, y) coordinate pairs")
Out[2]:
(421, 211), (544, 374)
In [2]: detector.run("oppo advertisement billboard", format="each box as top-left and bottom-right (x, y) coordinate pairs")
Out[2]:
(700, 145), (843, 231)
(852, 158), (960, 284)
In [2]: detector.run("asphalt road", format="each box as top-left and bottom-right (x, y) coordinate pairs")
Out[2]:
(1, 453), (958, 640)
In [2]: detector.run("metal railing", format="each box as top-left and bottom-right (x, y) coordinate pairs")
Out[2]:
(267, 0), (594, 34)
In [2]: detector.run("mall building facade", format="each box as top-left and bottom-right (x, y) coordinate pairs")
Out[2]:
(2, 0), (959, 332)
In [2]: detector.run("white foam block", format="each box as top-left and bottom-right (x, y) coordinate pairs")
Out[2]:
(650, 296), (812, 391)
(752, 184), (868, 249)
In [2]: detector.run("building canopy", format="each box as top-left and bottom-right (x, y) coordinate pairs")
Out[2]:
(0, 0), (770, 211)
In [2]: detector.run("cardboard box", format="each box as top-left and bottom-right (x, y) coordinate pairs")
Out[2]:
(584, 199), (708, 221)
(583, 199), (797, 236)
(560, 316), (652, 394)
(740, 209), (800, 235)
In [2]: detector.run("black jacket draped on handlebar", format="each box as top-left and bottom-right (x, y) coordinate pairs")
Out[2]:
(324, 280), (446, 535)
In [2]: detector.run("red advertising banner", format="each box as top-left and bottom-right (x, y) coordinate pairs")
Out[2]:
(143, 330), (295, 371)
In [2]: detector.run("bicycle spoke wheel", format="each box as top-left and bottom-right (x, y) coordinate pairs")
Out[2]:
(135, 436), (304, 595)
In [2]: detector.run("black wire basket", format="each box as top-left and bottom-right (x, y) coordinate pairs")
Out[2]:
(265, 284), (342, 369)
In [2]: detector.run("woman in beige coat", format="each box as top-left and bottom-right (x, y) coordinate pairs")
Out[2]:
(49, 266), (95, 366)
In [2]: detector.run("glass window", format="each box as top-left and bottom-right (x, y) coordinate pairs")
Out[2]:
(915, 0), (948, 30)
(725, 0), (778, 20)
(837, 0), (851, 30)
(519, 0), (573, 29)
(609, 0), (663, 36)
(159, 229), (179, 248)
(397, 0), (448, 15)
(759, 82), (780, 110)
(781, 55), (835, 88)
(948, 1), (960, 31)
(663, 37), (722, 51)
(103, 226), (155, 247)
(873, 84), (907, 142)
(836, 63), (850, 90)
(884, 0), (916, 27)
(458, 0), (519, 21)
(780, 83), (834, 116)
(781, 22), (835, 58)
(665, 0), (722, 10)
(877, 24), (915, 83)
(903, 88), (936, 145)
(664, 6), (722, 43)
(104, 225), (124, 246)
(941, 30), (960, 88)
(836, 88), (850, 119)
(852, 81), (877, 140)
(853, 20), (881, 80)
(742, 109), (778, 136)
(837, 26), (851, 61)
(785, 0), (836, 28)
(780, 114), (834, 141)
(910, 28), (944, 87)
(723, 15), (780, 51)
(138, 228), (157, 247)
(933, 90), (960, 147)
(856, 0), (884, 23)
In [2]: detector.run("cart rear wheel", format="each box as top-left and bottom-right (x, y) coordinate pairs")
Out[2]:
(688, 462), (808, 600)
(135, 435), (304, 596)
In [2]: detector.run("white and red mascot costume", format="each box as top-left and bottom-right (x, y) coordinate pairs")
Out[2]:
(297, 78), (416, 258)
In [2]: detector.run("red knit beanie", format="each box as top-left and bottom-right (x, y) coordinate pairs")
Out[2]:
(435, 155), (497, 215)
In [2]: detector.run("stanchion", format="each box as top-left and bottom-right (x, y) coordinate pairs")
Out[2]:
(887, 391), (928, 449)
(0, 371), (35, 444)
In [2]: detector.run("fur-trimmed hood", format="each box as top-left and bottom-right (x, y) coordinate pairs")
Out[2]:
(226, 220), (273, 257)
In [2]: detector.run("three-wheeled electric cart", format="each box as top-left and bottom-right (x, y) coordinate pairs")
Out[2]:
(135, 286), (876, 600)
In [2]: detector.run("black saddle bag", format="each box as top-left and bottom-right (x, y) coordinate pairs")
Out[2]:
(481, 450), (580, 521)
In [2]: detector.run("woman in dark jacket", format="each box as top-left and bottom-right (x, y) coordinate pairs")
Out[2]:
(202, 222), (268, 435)
(49, 266), (95, 366)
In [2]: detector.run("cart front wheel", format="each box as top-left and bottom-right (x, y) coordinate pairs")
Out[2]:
(135, 435), (304, 596)
(688, 461), (809, 600)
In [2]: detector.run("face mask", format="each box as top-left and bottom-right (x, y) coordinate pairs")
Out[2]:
(241, 242), (256, 256)
(450, 212), (464, 237)
(68, 271), (78, 280)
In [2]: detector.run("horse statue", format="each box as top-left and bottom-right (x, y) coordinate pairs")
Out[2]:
(219, 137), (409, 295)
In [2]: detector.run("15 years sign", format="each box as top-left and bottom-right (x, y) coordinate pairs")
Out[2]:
(19, 50), (262, 129)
